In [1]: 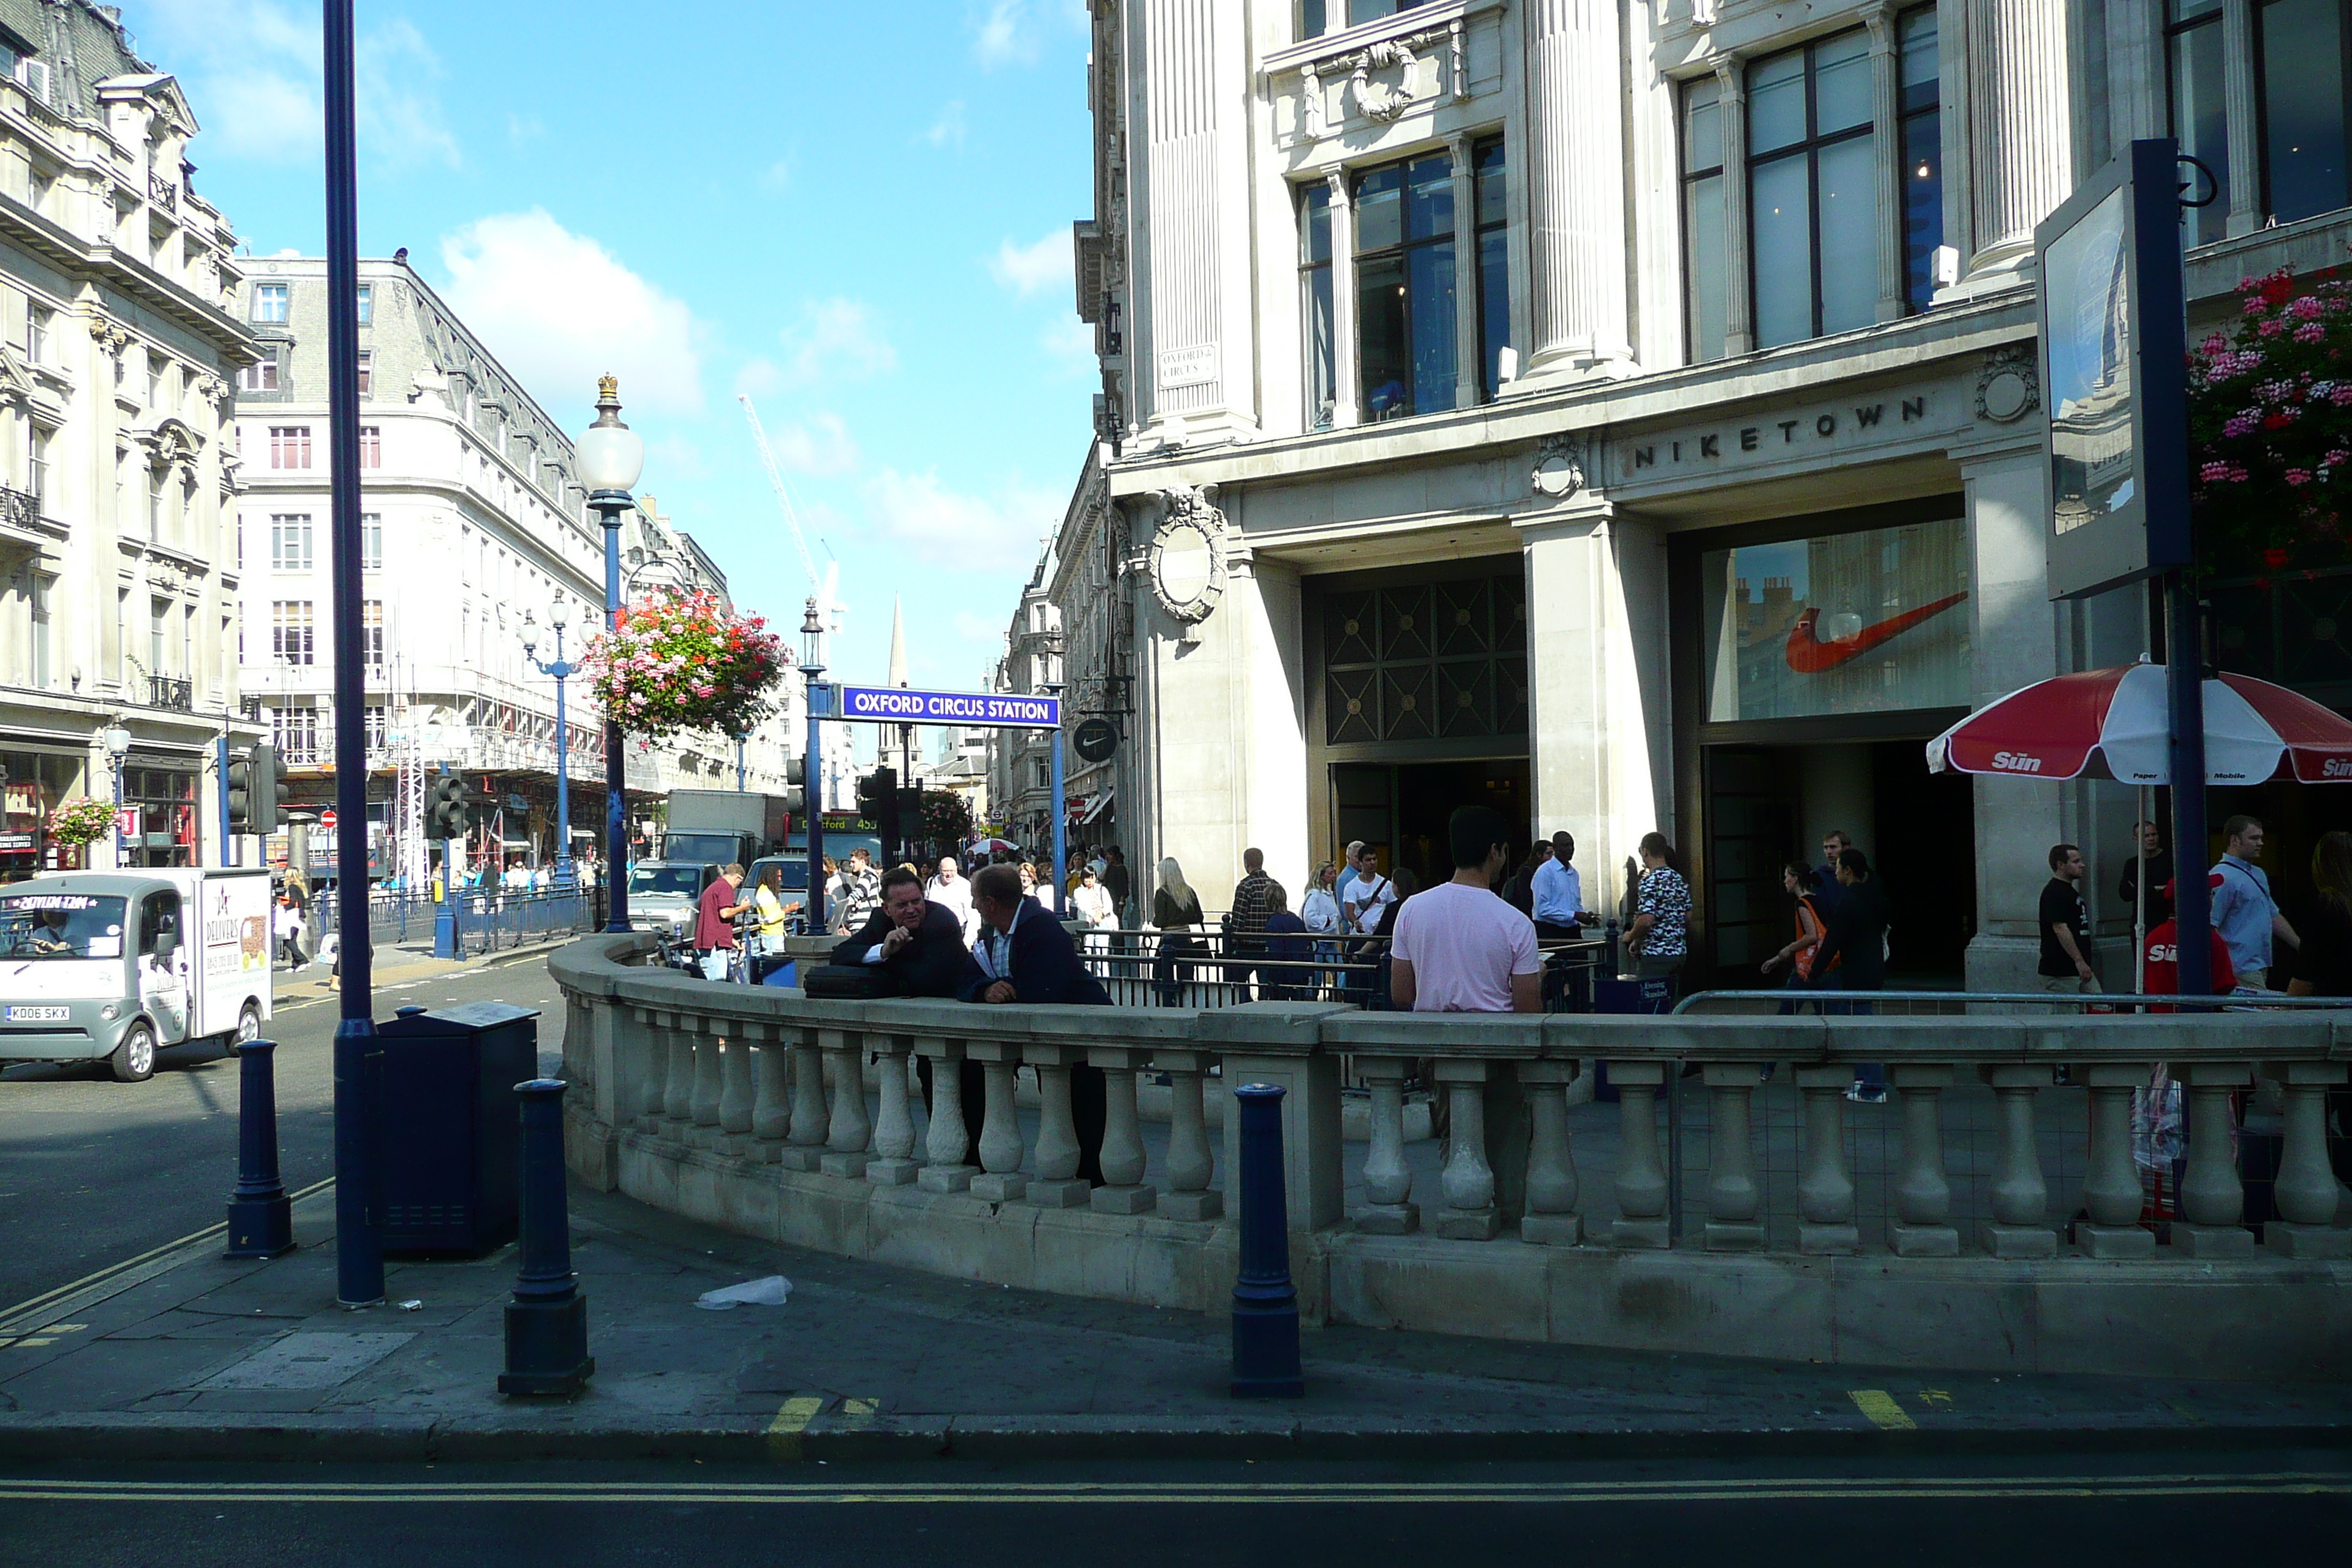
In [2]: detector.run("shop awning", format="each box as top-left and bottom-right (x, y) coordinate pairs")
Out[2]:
(1080, 787), (1115, 825)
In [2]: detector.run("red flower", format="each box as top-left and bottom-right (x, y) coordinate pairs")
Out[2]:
(2264, 547), (2292, 568)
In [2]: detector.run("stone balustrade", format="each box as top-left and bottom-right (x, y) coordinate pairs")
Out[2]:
(551, 935), (2352, 1380)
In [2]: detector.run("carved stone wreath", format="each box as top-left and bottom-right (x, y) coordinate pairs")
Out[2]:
(1147, 484), (1226, 638)
(1531, 432), (1586, 500)
(1976, 343), (2040, 424)
(1350, 40), (1420, 124)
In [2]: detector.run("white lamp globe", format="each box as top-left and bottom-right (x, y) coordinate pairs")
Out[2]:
(575, 374), (644, 494)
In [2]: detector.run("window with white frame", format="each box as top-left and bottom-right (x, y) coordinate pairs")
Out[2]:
(271, 704), (317, 764)
(29, 573), (50, 688)
(27, 424), (50, 510)
(27, 305), (49, 363)
(271, 600), (314, 666)
(361, 513), (382, 570)
(363, 703), (386, 753)
(237, 349), (279, 393)
(355, 282), (373, 325)
(251, 282), (289, 324)
(361, 600), (385, 670)
(355, 350), (371, 396)
(359, 426), (381, 468)
(268, 426), (311, 469)
(271, 513), (312, 571)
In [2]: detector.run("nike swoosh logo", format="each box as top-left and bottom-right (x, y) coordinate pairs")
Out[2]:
(1784, 592), (1968, 674)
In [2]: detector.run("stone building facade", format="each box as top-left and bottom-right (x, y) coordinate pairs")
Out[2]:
(0, 1), (258, 879)
(1058, 0), (2352, 987)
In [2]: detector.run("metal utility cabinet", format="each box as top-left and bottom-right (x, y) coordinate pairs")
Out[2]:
(375, 1000), (540, 1255)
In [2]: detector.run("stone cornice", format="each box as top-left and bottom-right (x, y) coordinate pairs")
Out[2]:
(0, 190), (254, 360)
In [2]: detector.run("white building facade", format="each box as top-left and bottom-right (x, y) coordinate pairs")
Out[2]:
(1064, 0), (2352, 987)
(0, 4), (258, 880)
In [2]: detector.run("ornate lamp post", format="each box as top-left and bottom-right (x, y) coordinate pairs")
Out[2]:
(102, 721), (132, 867)
(800, 598), (827, 932)
(521, 601), (578, 889)
(575, 377), (645, 934)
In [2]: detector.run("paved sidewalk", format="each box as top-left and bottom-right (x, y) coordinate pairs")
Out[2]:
(269, 934), (583, 999)
(1, 1180), (2346, 1465)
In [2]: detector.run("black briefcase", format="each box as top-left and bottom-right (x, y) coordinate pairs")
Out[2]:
(802, 963), (883, 999)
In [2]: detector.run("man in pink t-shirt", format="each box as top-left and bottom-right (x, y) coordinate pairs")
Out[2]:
(1390, 807), (1543, 1014)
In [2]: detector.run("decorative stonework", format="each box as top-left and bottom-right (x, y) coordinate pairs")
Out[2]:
(1349, 39), (1420, 123)
(1531, 432), (1586, 499)
(1147, 485), (1226, 642)
(1976, 344), (2039, 424)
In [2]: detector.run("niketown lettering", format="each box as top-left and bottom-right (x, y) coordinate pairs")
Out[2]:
(1784, 592), (1969, 674)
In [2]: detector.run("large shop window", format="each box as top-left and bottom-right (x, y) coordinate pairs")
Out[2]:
(1356, 151), (1458, 419)
(1700, 515), (1971, 723)
(1473, 138), (1510, 399)
(1749, 30), (1877, 348)
(2170, 2), (2234, 245)
(2170, 0), (2352, 242)
(1684, 76), (1730, 361)
(1897, 7), (1942, 314)
(1324, 570), (1527, 745)
(1301, 180), (1338, 430)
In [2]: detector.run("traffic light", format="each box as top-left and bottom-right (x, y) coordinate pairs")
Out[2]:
(251, 743), (287, 835)
(856, 766), (894, 821)
(227, 750), (255, 833)
(782, 755), (806, 818)
(427, 774), (474, 840)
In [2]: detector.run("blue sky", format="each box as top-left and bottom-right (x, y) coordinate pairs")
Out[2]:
(127, 0), (1096, 708)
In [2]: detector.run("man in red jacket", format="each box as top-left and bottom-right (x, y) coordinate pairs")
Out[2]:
(2141, 876), (2237, 1007)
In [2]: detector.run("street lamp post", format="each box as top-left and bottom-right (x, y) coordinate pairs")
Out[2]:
(800, 599), (827, 933)
(576, 377), (646, 935)
(522, 603), (578, 889)
(102, 722), (132, 867)
(1042, 681), (1066, 899)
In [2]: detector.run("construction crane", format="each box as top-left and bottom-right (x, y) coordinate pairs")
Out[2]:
(738, 393), (842, 663)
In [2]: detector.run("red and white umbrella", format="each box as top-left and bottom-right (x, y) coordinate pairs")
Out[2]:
(1926, 663), (2352, 785)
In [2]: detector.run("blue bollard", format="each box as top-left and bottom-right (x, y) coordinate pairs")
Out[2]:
(1229, 1082), (1303, 1398)
(224, 1039), (294, 1259)
(499, 1078), (595, 1397)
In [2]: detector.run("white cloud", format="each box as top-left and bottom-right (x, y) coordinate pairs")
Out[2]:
(1039, 317), (1097, 378)
(971, 0), (1088, 68)
(760, 153), (796, 191)
(924, 100), (968, 148)
(355, 18), (460, 170)
(989, 230), (1069, 298)
(864, 469), (1060, 560)
(776, 298), (897, 389)
(436, 209), (706, 417)
(507, 113), (546, 146)
(770, 412), (861, 478)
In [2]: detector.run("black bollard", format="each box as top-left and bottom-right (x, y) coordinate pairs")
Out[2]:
(499, 1078), (595, 1397)
(1229, 1082), (1303, 1398)
(224, 1039), (295, 1259)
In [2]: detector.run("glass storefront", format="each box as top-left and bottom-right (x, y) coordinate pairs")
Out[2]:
(0, 750), (89, 883)
(120, 758), (197, 868)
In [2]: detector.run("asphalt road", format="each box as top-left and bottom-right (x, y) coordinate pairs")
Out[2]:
(0, 954), (568, 1313)
(0, 1453), (2343, 1567)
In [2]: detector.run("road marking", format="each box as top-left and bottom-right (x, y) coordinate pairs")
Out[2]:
(766, 1395), (828, 1460)
(0, 1474), (2343, 1506)
(837, 1398), (878, 1431)
(1849, 1390), (1916, 1431)
(0, 1178), (335, 1338)
(1916, 1390), (1953, 1408)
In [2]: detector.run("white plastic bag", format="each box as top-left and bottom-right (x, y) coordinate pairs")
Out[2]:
(694, 1275), (793, 1311)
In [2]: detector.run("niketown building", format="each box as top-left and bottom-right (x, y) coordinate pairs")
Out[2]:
(1052, 1), (2352, 990)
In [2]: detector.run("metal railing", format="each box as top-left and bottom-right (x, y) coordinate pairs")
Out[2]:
(146, 676), (192, 712)
(0, 486), (38, 531)
(1077, 926), (1610, 1011)
(307, 885), (589, 960)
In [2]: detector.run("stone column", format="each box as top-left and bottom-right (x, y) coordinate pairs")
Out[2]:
(688, 1031), (723, 1147)
(1352, 1055), (1417, 1235)
(2221, 0), (2261, 238)
(1023, 1041), (1091, 1207)
(1702, 1063), (1763, 1251)
(717, 1037), (755, 1153)
(1518, 1060), (1581, 1245)
(781, 1028), (828, 1172)
(1154, 1047), (1221, 1221)
(820, 1027), (871, 1178)
(1795, 1065), (1858, 1254)
(1088, 1043), (1156, 1215)
(1864, 3), (1907, 323)
(2263, 1060), (2350, 1256)
(1961, 0), (2072, 282)
(637, 1014), (672, 1133)
(968, 1039), (1028, 1202)
(2174, 1063), (2253, 1257)
(1432, 1058), (1499, 1240)
(1889, 1064), (1957, 1255)
(867, 1034), (919, 1186)
(1449, 132), (1482, 410)
(1518, 0), (1633, 383)
(2078, 1062), (2154, 1257)
(915, 1036), (976, 1193)
(660, 1023), (693, 1129)
(1714, 57), (1753, 356)
(1981, 1063), (2054, 1256)
(1608, 1060), (1671, 1248)
(1327, 170), (1360, 429)
(750, 1033), (790, 1161)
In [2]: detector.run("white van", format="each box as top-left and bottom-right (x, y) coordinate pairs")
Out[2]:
(0, 869), (274, 1082)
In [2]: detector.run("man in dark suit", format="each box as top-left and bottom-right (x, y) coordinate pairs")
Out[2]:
(835, 867), (979, 1161)
(960, 863), (1110, 1183)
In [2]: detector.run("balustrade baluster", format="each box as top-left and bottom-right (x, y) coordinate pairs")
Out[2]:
(1518, 1060), (1580, 1245)
(1431, 1059), (1499, 1240)
(2264, 1060), (2351, 1256)
(867, 1033), (919, 1186)
(2077, 1063), (2154, 1258)
(660, 1022), (693, 1131)
(1352, 1056), (1417, 1235)
(916, 1037), (976, 1193)
(1022, 1042), (1090, 1207)
(1980, 1064), (2054, 1256)
(1889, 1064), (1957, 1256)
(1088, 1044), (1156, 1214)
(632, 1010), (667, 1133)
(750, 1031), (790, 1161)
(780, 1028), (828, 1171)
(1794, 1065), (1858, 1254)
(967, 1040), (1028, 1202)
(717, 1035), (754, 1151)
(2176, 1063), (2253, 1257)
(1154, 1047), (1221, 1220)
(1607, 1060), (1670, 1248)
(1702, 1063), (1763, 1250)
(821, 1028), (872, 1177)
(687, 1028), (723, 1147)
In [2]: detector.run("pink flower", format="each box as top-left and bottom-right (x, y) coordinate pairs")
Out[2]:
(2287, 469), (2315, 487)
(2297, 323), (2326, 343)
(2201, 461), (2233, 483)
(2259, 317), (2290, 336)
(2247, 297), (2272, 316)
(2291, 295), (2324, 320)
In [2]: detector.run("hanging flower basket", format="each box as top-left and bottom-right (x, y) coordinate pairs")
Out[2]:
(580, 589), (786, 741)
(2188, 266), (2352, 572)
(48, 795), (118, 847)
